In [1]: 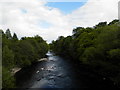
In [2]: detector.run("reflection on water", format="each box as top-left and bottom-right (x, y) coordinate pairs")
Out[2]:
(15, 51), (116, 88)
(15, 52), (76, 88)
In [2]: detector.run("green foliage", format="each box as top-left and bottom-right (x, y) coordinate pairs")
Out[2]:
(12, 33), (18, 41)
(2, 29), (49, 88)
(2, 67), (15, 88)
(108, 49), (120, 64)
(108, 19), (119, 25)
(5, 29), (12, 39)
(50, 19), (120, 86)
(15, 40), (34, 67)
(94, 22), (107, 28)
(2, 45), (15, 69)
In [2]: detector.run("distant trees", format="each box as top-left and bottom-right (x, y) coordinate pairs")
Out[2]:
(12, 33), (18, 41)
(50, 19), (120, 86)
(2, 29), (49, 88)
(108, 19), (119, 25)
(94, 22), (107, 28)
(5, 29), (12, 39)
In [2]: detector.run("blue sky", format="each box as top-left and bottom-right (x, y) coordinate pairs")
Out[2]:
(37, 20), (52, 28)
(21, 8), (27, 13)
(39, 2), (88, 29)
(46, 2), (87, 14)
(1, 0), (118, 43)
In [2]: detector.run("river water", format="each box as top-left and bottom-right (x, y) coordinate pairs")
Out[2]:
(15, 52), (116, 88)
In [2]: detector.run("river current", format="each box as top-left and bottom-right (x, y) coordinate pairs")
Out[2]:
(15, 51), (115, 88)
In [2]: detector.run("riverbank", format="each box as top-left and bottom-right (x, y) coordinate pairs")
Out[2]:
(11, 67), (21, 75)
(38, 58), (48, 62)
(11, 58), (48, 75)
(47, 52), (120, 88)
(15, 52), (119, 88)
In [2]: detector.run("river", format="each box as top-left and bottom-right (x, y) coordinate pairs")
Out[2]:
(15, 52), (116, 88)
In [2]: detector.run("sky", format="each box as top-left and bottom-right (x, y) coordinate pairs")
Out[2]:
(0, 0), (119, 43)
(45, 2), (87, 14)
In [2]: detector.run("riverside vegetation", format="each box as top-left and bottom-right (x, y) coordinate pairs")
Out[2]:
(1, 19), (120, 88)
(1, 29), (49, 88)
(50, 19), (120, 87)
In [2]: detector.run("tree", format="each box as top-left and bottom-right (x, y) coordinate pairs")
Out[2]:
(108, 19), (119, 25)
(2, 67), (15, 88)
(15, 40), (34, 67)
(50, 20), (120, 86)
(94, 22), (107, 28)
(108, 49), (120, 64)
(12, 33), (18, 41)
(72, 27), (84, 38)
(2, 29), (49, 88)
(2, 45), (14, 69)
(5, 29), (12, 39)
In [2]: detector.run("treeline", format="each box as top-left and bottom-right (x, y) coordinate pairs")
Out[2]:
(50, 19), (120, 86)
(1, 29), (49, 88)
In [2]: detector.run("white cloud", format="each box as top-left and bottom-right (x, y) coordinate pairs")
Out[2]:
(68, 0), (119, 27)
(0, 0), (119, 43)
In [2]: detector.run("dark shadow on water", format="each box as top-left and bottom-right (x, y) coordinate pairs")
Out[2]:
(15, 52), (118, 88)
